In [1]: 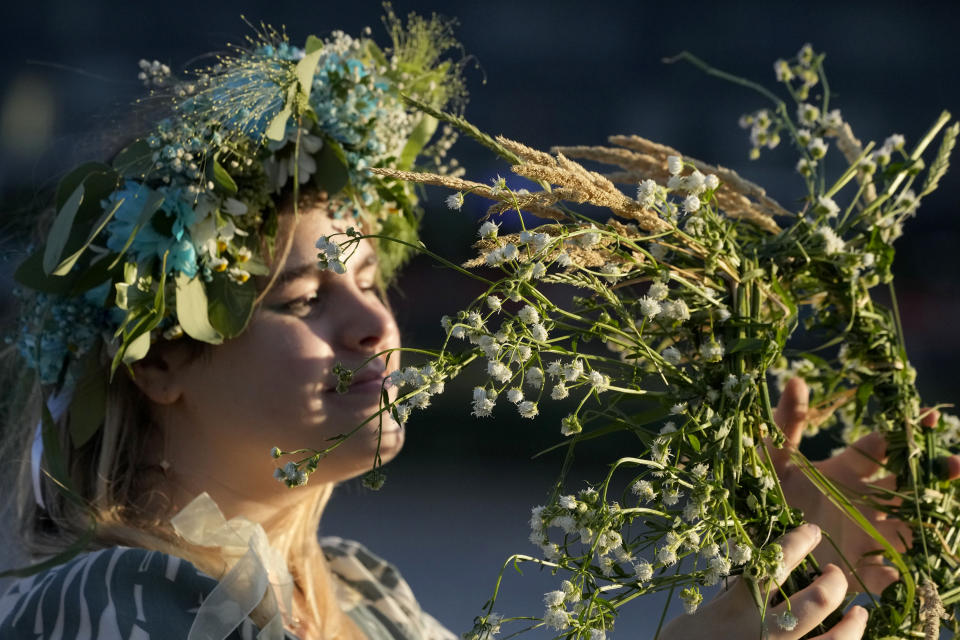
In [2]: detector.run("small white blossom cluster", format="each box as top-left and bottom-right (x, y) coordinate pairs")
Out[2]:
(138, 58), (172, 88)
(386, 364), (446, 424)
(315, 235), (347, 274)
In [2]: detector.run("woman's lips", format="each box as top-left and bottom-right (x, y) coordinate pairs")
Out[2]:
(325, 375), (387, 395)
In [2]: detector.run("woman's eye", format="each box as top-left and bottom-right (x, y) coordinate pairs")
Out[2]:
(281, 292), (322, 316)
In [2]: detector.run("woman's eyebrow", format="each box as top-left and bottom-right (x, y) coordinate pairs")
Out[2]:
(274, 264), (320, 287)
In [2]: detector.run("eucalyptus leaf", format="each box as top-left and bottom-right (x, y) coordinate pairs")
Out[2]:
(397, 114), (438, 170)
(297, 35), (325, 102)
(68, 351), (108, 447)
(52, 197), (124, 276)
(55, 162), (110, 212)
(207, 271), (256, 338)
(208, 159), (238, 195)
(14, 249), (75, 294)
(175, 272), (223, 344)
(266, 85), (297, 142)
(43, 184), (84, 275)
(314, 138), (349, 195)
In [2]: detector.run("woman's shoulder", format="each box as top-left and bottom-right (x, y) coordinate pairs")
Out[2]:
(0, 546), (218, 639)
(320, 536), (456, 640)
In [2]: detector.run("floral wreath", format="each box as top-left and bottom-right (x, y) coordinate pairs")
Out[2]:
(9, 8), (464, 504)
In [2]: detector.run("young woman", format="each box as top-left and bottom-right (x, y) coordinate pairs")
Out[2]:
(0, 13), (944, 640)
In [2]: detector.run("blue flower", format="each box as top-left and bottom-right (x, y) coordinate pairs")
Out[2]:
(104, 181), (199, 277)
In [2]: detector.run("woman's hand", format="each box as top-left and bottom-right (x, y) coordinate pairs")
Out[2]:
(660, 524), (867, 639)
(769, 377), (960, 594)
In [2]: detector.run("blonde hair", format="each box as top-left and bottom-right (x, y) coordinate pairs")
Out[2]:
(1, 195), (366, 639)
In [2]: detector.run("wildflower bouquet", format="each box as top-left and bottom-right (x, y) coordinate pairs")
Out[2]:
(284, 45), (960, 637)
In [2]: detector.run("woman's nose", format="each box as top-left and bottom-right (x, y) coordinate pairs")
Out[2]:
(337, 285), (398, 354)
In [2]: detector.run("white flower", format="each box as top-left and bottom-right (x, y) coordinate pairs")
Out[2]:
(479, 221), (499, 238)
(777, 611), (798, 632)
(705, 174), (720, 190)
(773, 58), (793, 82)
(486, 295), (502, 311)
(543, 590), (566, 607)
(530, 262), (547, 279)
(559, 495), (577, 509)
(634, 560), (654, 583)
(530, 232), (551, 253)
(560, 414), (581, 436)
(656, 546), (678, 566)
(637, 179), (661, 207)
(670, 402), (687, 415)
(816, 196), (840, 218)
(661, 346), (682, 365)
(660, 299), (690, 322)
(631, 480), (655, 501)
(816, 226), (845, 254)
(518, 304), (540, 324)
(704, 555), (731, 586)
(648, 282), (669, 300)
(667, 155), (683, 175)
(680, 587), (703, 614)
(700, 340), (724, 362)
(501, 243), (519, 261)
(529, 322), (549, 342)
(807, 137), (828, 159)
(884, 133), (905, 150)
(691, 463), (709, 479)
(662, 485), (682, 506)
(588, 370), (609, 392)
(556, 251), (573, 268)
(507, 387), (524, 404)
(562, 360), (584, 382)
(487, 360), (512, 383)
(517, 401), (539, 419)
(822, 108), (843, 131)
(682, 194), (701, 214)
(551, 383), (569, 400)
(589, 629), (606, 640)
(546, 361), (563, 378)
(638, 296), (662, 318)
(659, 421), (677, 434)
(797, 103), (820, 125)
(578, 229), (600, 248)
(526, 367), (544, 388)
(731, 542), (752, 565)
(543, 608), (570, 631)
(796, 128), (812, 146)
(445, 192), (464, 210)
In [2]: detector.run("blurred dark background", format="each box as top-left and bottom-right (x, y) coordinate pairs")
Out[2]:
(2, 0), (959, 636)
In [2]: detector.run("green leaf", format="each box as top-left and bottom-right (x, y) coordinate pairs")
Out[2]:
(207, 159), (238, 195)
(175, 272), (223, 344)
(68, 350), (107, 447)
(55, 162), (110, 212)
(687, 433), (701, 453)
(397, 113), (438, 170)
(314, 138), (350, 195)
(52, 196), (124, 276)
(207, 271), (256, 338)
(123, 327), (152, 365)
(266, 85), (297, 142)
(727, 337), (766, 354)
(14, 249), (75, 294)
(43, 184), (84, 275)
(112, 139), (154, 178)
(297, 35), (325, 102)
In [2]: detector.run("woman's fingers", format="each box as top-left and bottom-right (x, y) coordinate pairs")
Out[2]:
(809, 605), (868, 640)
(771, 564), (848, 639)
(819, 432), (887, 480)
(773, 524), (822, 588)
(773, 377), (809, 450)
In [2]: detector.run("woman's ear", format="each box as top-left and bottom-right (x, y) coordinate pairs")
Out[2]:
(129, 346), (193, 405)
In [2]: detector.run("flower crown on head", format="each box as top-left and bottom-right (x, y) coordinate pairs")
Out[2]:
(12, 8), (465, 405)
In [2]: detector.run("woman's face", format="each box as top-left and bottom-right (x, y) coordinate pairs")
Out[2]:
(159, 206), (402, 511)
